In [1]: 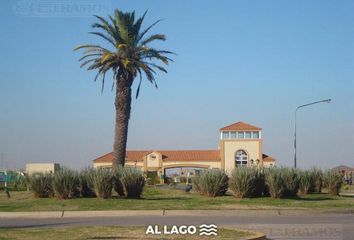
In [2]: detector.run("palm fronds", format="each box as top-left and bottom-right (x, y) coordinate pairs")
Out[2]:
(74, 10), (174, 97)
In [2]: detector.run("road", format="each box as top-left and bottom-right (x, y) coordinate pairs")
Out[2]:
(1, 213), (353, 239)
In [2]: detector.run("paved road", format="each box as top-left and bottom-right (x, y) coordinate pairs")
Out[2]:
(1, 213), (353, 240)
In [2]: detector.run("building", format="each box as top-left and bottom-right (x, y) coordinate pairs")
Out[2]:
(93, 121), (275, 180)
(25, 163), (60, 175)
(332, 165), (354, 175)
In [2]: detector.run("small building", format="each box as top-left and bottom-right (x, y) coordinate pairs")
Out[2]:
(93, 121), (276, 182)
(25, 163), (60, 175)
(332, 165), (354, 175)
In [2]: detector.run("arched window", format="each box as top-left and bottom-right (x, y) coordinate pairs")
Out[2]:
(235, 150), (248, 167)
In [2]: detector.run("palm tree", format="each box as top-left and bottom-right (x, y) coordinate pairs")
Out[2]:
(74, 10), (173, 167)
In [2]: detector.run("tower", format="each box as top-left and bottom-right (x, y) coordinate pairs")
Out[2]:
(219, 121), (263, 173)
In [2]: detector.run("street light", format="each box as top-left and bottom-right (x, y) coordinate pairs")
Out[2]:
(294, 99), (331, 168)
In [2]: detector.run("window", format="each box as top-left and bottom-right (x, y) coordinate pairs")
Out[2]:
(237, 131), (244, 139)
(230, 131), (237, 139)
(235, 150), (248, 167)
(222, 131), (229, 139)
(252, 131), (259, 139)
(245, 132), (252, 139)
(150, 154), (156, 160)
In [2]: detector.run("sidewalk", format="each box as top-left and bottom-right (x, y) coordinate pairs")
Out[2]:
(0, 209), (353, 219)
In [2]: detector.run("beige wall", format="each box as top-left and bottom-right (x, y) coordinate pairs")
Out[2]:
(26, 163), (60, 175)
(263, 161), (275, 168)
(146, 152), (161, 168)
(94, 160), (220, 172)
(93, 162), (144, 169)
(223, 140), (261, 173)
(163, 161), (221, 169)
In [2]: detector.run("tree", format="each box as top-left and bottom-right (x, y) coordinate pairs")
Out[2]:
(74, 10), (173, 167)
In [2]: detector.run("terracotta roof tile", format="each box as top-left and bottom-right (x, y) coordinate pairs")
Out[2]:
(220, 121), (262, 131)
(262, 154), (275, 162)
(93, 150), (220, 163)
(332, 165), (354, 172)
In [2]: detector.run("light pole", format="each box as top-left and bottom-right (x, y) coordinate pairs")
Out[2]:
(294, 99), (331, 168)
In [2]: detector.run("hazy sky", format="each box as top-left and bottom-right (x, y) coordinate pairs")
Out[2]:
(0, 0), (353, 170)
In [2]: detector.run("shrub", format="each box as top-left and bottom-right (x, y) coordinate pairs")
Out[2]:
(323, 170), (342, 195)
(112, 167), (125, 197)
(28, 173), (53, 198)
(52, 168), (78, 199)
(146, 171), (160, 185)
(192, 169), (228, 197)
(298, 170), (313, 195)
(119, 167), (145, 198)
(13, 173), (28, 191)
(280, 168), (300, 197)
(310, 168), (323, 193)
(78, 168), (96, 197)
(90, 168), (114, 199)
(229, 167), (264, 198)
(264, 168), (285, 198)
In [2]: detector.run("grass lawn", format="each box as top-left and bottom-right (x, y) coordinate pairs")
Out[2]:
(0, 226), (257, 240)
(0, 186), (353, 212)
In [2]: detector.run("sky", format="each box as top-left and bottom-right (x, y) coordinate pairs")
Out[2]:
(0, 0), (353, 170)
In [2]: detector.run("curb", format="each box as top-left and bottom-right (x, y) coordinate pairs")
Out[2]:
(247, 233), (266, 240)
(217, 227), (266, 240)
(63, 210), (163, 218)
(0, 209), (353, 219)
(0, 210), (163, 219)
(0, 211), (62, 218)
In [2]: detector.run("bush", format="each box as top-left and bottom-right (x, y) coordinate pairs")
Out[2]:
(298, 170), (313, 195)
(146, 171), (160, 185)
(78, 168), (96, 197)
(264, 168), (285, 198)
(310, 168), (323, 193)
(13, 173), (28, 191)
(323, 170), (342, 195)
(192, 169), (228, 197)
(52, 168), (78, 199)
(119, 167), (145, 198)
(281, 168), (300, 197)
(112, 167), (125, 197)
(90, 168), (114, 199)
(265, 167), (300, 198)
(229, 167), (264, 198)
(28, 173), (53, 198)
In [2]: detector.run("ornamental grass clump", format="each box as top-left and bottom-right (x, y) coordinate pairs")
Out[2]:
(264, 168), (285, 198)
(280, 168), (300, 197)
(323, 170), (342, 195)
(52, 168), (79, 199)
(90, 168), (114, 199)
(310, 168), (323, 193)
(78, 168), (96, 197)
(298, 170), (313, 195)
(119, 167), (145, 198)
(229, 167), (264, 198)
(192, 169), (228, 197)
(28, 173), (53, 198)
(112, 167), (125, 197)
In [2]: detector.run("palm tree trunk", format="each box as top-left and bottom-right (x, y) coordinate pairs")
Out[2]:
(112, 74), (133, 167)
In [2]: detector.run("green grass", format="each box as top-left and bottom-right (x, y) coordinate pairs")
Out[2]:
(0, 226), (256, 240)
(0, 186), (353, 212)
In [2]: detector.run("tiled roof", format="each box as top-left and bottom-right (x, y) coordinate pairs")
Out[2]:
(93, 150), (220, 163)
(220, 121), (262, 131)
(262, 154), (275, 162)
(332, 165), (354, 172)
